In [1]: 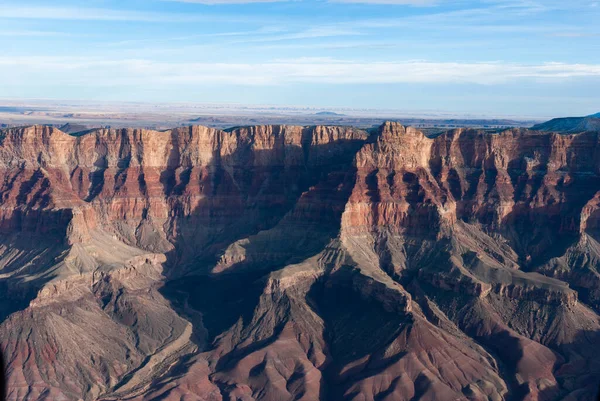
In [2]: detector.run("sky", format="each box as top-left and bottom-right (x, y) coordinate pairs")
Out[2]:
(0, 0), (599, 117)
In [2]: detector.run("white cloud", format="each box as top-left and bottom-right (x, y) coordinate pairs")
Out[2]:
(168, 0), (434, 4)
(100, 26), (360, 48)
(328, 0), (438, 5)
(2, 57), (600, 87)
(0, 6), (159, 21)
(0, 5), (251, 23)
(164, 0), (283, 3)
(0, 30), (69, 37)
(228, 27), (363, 43)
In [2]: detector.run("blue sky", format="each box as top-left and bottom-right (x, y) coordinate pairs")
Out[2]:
(0, 0), (599, 117)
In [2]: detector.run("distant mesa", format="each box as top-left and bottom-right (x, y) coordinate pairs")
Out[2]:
(531, 113), (600, 133)
(189, 116), (228, 124)
(58, 123), (90, 135)
(315, 111), (345, 116)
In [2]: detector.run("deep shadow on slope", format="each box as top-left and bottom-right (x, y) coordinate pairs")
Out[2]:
(539, 329), (600, 401)
(158, 132), (368, 347)
(304, 266), (419, 401)
(0, 349), (4, 401)
(0, 209), (73, 323)
(162, 270), (267, 344)
(159, 128), (368, 275)
(307, 269), (408, 367)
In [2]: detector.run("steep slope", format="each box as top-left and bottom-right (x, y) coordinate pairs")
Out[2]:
(0, 123), (599, 401)
(532, 116), (600, 133)
(339, 123), (600, 400)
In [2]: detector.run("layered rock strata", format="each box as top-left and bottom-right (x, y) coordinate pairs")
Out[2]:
(0, 123), (598, 401)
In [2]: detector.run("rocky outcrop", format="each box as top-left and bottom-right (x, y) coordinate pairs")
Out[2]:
(0, 123), (599, 401)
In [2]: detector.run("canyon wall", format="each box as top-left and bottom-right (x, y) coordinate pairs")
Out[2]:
(0, 123), (598, 401)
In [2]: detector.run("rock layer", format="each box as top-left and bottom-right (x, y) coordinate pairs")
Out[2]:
(0, 123), (599, 401)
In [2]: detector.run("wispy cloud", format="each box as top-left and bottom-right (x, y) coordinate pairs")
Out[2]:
(0, 5), (253, 23)
(228, 27), (363, 44)
(100, 26), (358, 48)
(168, 0), (432, 4)
(0, 6), (161, 21)
(328, 0), (438, 5)
(164, 0), (283, 3)
(482, 0), (600, 12)
(548, 32), (600, 38)
(0, 30), (70, 37)
(2, 57), (599, 86)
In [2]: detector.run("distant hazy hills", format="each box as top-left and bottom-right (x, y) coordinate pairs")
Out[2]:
(532, 112), (600, 133)
(314, 111), (345, 116)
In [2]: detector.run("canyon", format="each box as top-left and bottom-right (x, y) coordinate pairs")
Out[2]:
(0, 122), (599, 401)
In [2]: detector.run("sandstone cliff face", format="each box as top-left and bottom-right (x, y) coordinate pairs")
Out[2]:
(0, 123), (599, 401)
(340, 122), (600, 400)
